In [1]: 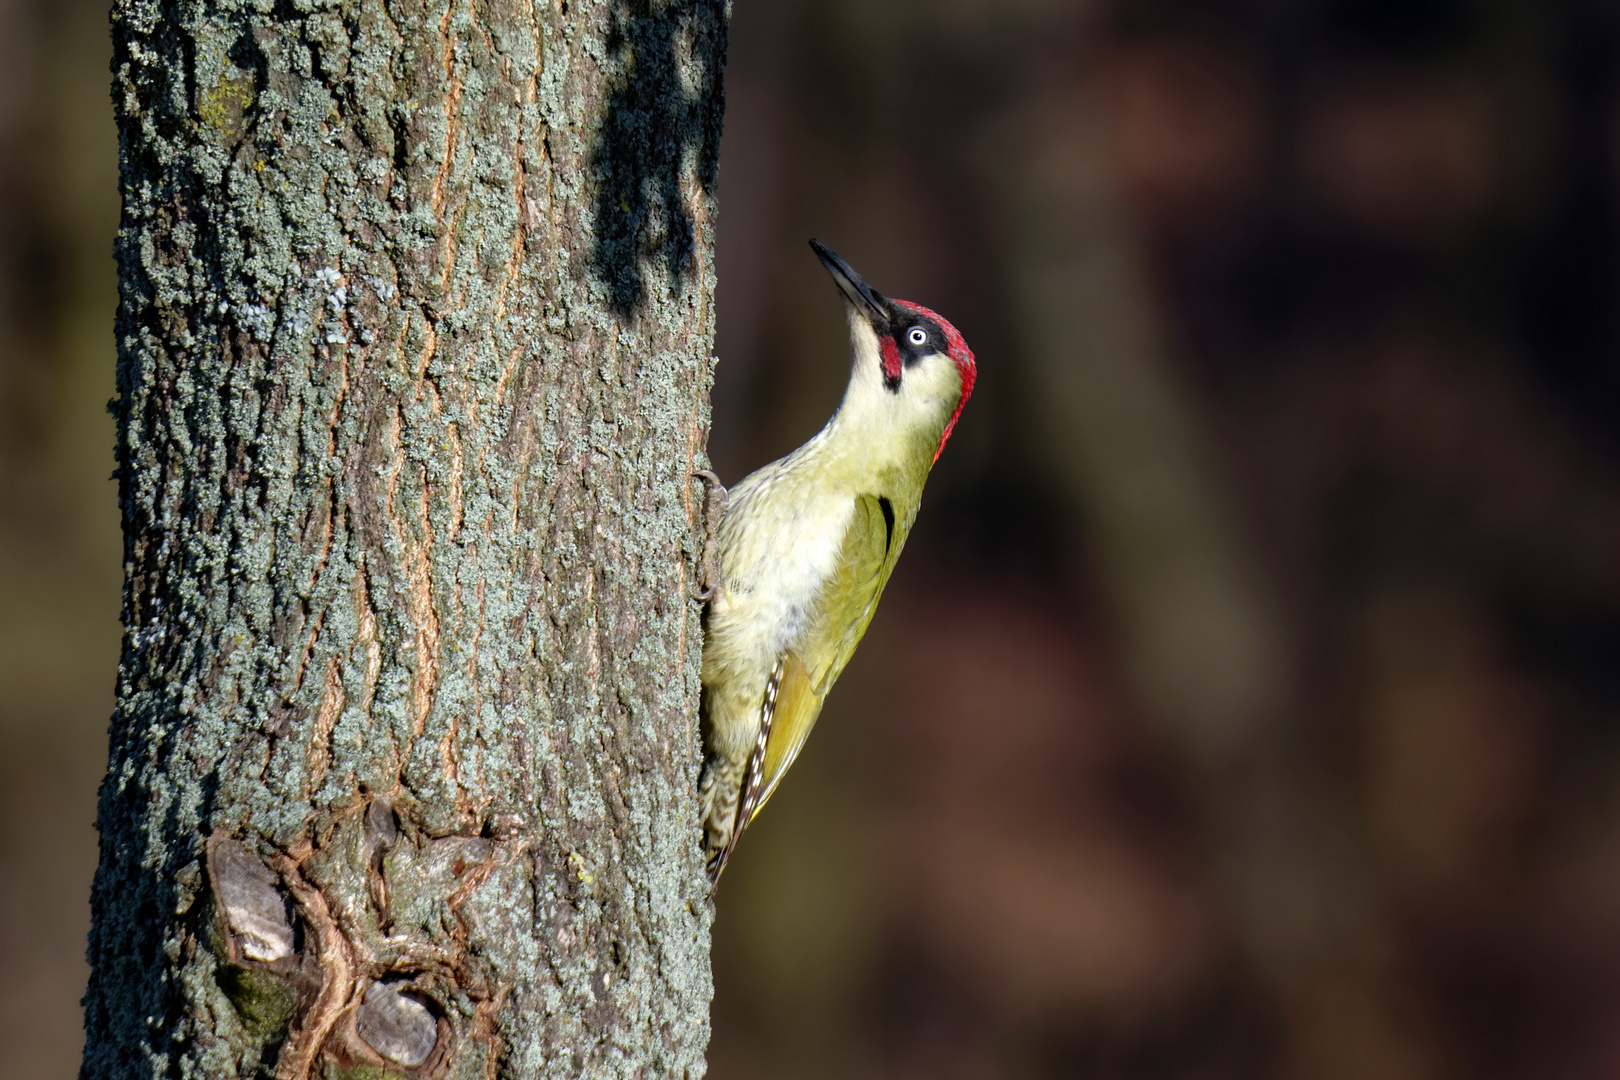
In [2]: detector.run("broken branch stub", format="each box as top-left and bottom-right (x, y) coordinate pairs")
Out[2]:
(210, 838), (296, 963)
(355, 981), (439, 1068)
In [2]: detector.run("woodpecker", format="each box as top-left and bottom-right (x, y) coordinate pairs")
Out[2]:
(697, 239), (977, 880)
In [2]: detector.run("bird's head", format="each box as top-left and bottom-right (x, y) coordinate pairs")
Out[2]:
(811, 239), (977, 464)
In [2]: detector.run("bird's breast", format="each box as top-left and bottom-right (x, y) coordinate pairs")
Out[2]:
(711, 476), (855, 668)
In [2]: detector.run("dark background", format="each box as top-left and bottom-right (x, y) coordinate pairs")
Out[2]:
(9, 0), (1620, 1076)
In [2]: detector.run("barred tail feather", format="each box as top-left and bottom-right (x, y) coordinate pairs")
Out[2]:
(702, 657), (783, 882)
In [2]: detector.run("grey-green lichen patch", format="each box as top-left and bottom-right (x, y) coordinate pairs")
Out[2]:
(89, 0), (724, 1076)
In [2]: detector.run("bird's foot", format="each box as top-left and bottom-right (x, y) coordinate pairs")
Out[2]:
(692, 470), (727, 601)
(694, 469), (727, 512)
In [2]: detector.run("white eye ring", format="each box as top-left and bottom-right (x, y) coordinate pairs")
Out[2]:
(907, 326), (928, 346)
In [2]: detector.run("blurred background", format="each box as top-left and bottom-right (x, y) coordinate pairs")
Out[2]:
(707, 1), (1620, 1078)
(0, 0), (121, 1073)
(8, 0), (1620, 1076)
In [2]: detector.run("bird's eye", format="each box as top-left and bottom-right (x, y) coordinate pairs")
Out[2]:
(907, 326), (928, 346)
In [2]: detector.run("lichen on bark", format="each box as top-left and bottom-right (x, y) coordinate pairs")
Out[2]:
(85, 0), (726, 1076)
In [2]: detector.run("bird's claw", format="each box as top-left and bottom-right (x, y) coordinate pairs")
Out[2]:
(693, 468), (725, 500)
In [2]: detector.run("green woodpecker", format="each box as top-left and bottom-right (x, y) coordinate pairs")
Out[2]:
(697, 239), (977, 880)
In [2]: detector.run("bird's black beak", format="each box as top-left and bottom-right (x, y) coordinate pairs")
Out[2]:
(810, 239), (890, 331)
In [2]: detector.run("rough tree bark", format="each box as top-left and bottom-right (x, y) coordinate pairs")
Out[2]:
(84, 0), (726, 1076)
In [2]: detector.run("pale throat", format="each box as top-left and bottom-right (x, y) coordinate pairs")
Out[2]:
(808, 331), (955, 481)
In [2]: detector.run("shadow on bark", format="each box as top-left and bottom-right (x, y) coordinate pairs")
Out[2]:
(591, 0), (726, 316)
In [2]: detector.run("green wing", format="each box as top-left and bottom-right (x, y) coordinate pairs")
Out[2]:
(749, 492), (910, 818)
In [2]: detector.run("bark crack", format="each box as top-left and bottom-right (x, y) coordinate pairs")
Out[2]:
(273, 850), (358, 1080)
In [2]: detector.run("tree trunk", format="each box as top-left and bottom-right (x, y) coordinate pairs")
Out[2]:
(84, 1), (726, 1076)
